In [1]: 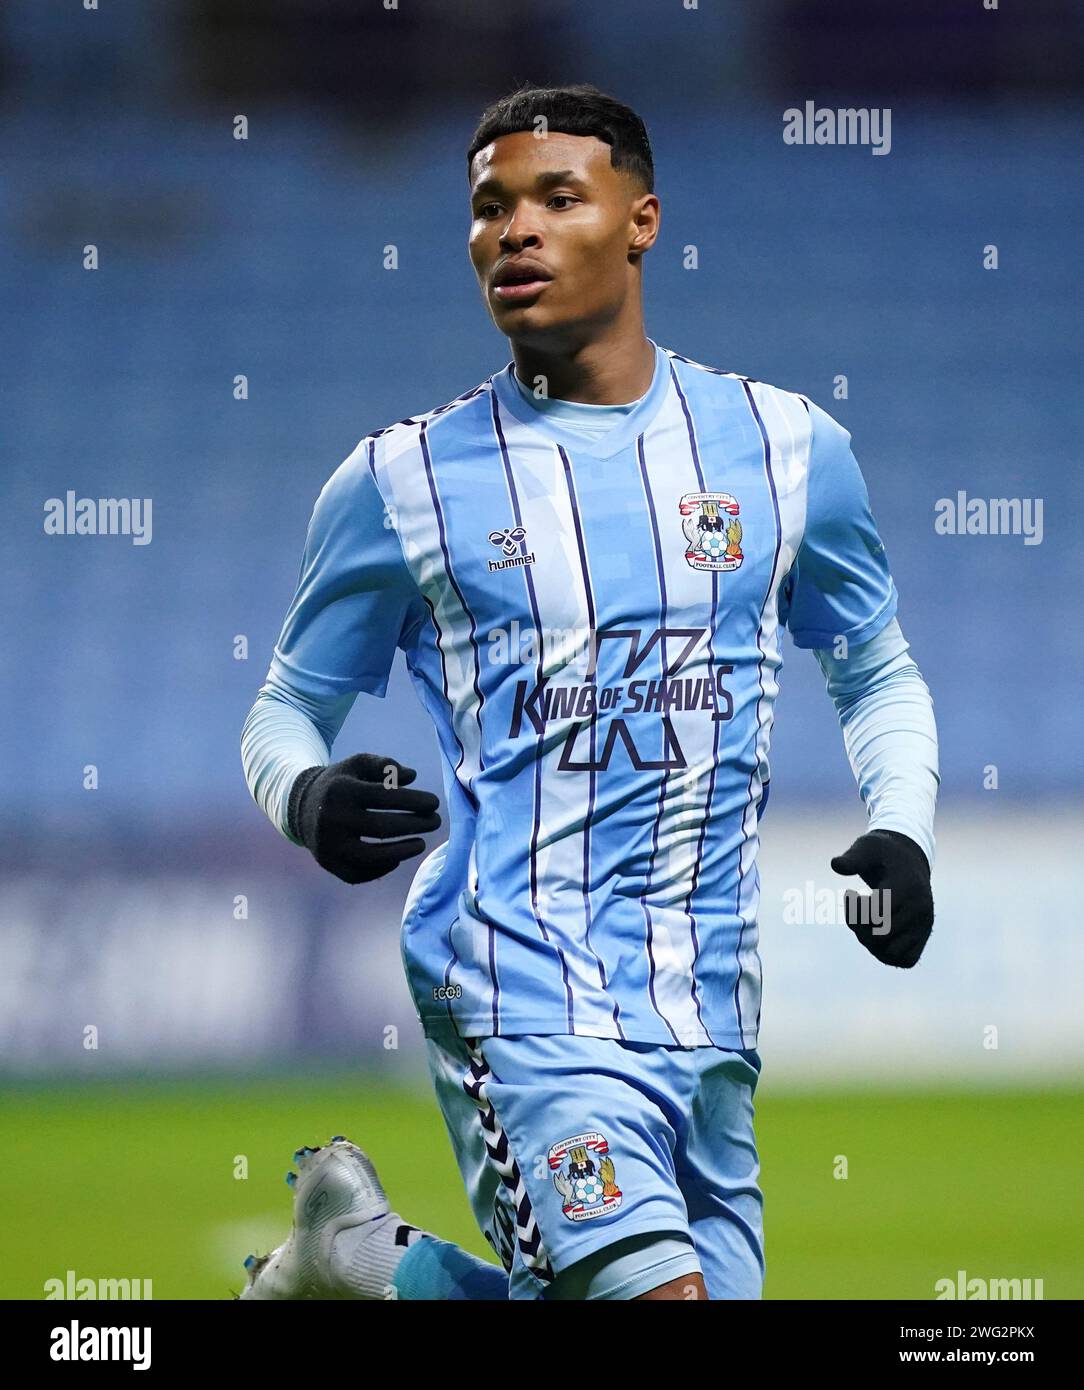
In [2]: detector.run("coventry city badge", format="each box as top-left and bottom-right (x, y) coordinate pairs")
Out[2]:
(548, 1132), (622, 1222)
(679, 491), (743, 572)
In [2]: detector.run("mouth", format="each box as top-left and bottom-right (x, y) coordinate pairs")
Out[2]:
(491, 261), (553, 303)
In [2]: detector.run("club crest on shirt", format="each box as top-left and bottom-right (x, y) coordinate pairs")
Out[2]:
(679, 491), (743, 572)
(548, 1131), (622, 1222)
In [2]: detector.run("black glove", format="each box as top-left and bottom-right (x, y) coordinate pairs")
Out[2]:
(287, 753), (441, 884)
(830, 829), (933, 968)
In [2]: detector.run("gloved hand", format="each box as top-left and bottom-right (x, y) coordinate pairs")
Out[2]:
(287, 753), (441, 884)
(830, 829), (934, 968)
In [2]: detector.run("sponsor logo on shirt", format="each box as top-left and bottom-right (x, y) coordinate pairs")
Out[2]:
(507, 627), (735, 771)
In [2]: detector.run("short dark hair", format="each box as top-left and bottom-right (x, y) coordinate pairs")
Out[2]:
(467, 83), (654, 193)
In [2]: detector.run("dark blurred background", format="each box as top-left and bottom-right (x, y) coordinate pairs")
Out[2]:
(2, 0), (1082, 1083)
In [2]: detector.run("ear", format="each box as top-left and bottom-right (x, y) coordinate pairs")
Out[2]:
(629, 193), (661, 259)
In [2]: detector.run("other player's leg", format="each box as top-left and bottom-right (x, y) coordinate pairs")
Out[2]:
(238, 1136), (506, 1300)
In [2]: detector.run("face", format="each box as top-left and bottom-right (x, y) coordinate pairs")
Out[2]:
(468, 130), (658, 345)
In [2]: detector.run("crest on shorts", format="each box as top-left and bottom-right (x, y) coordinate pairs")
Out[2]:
(548, 1131), (622, 1222)
(679, 491), (743, 572)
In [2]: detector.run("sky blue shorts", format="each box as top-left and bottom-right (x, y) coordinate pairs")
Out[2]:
(423, 1025), (765, 1300)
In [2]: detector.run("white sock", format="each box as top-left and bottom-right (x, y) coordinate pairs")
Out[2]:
(329, 1214), (426, 1299)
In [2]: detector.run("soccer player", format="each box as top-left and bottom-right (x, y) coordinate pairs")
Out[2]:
(239, 84), (938, 1301)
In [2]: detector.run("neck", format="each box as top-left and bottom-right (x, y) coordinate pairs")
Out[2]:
(510, 318), (656, 406)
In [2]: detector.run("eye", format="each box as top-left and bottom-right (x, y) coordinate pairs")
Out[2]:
(548, 194), (579, 210)
(476, 203), (502, 219)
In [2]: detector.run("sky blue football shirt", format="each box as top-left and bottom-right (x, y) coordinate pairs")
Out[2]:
(258, 342), (901, 1047)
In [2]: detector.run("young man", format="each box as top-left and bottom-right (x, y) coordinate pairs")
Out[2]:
(239, 84), (938, 1302)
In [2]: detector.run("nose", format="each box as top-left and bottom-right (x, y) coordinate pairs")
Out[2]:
(498, 204), (543, 253)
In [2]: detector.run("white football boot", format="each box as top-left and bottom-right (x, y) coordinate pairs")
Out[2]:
(239, 1137), (415, 1300)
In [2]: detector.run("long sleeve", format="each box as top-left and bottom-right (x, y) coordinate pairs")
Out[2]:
(240, 686), (354, 844)
(240, 437), (429, 843)
(813, 618), (940, 868)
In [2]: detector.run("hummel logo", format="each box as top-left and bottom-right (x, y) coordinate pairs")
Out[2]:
(488, 526), (527, 557)
(487, 525), (536, 573)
